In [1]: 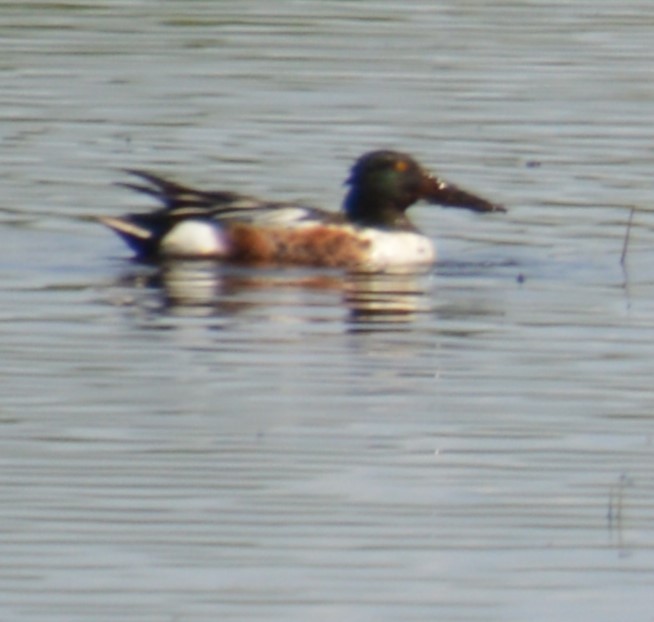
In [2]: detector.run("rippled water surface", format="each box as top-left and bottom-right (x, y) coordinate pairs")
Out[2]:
(3, 1), (654, 620)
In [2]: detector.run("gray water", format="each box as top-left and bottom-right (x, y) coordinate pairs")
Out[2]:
(2, 1), (654, 620)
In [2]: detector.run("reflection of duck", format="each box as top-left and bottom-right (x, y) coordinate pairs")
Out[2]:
(112, 262), (432, 326)
(100, 150), (505, 270)
(344, 270), (432, 326)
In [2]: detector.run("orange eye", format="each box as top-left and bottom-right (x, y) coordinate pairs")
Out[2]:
(394, 159), (409, 173)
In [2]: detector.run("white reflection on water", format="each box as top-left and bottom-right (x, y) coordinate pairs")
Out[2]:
(107, 258), (520, 336)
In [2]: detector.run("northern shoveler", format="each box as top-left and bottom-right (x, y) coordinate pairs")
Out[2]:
(100, 150), (505, 270)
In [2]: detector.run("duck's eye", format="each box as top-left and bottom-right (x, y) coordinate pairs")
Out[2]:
(393, 159), (409, 173)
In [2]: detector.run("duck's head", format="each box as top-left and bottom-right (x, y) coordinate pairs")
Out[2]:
(343, 150), (505, 229)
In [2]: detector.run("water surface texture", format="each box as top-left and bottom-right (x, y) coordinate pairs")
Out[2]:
(2, 1), (654, 621)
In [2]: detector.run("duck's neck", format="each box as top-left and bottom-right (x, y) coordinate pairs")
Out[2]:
(343, 187), (415, 231)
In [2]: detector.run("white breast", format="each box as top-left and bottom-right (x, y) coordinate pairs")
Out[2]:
(362, 230), (436, 269)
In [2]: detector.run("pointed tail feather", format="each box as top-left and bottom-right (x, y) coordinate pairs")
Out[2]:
(98, 216), (158, 258)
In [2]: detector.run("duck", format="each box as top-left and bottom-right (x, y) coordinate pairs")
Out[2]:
(100, 150), (505, 270)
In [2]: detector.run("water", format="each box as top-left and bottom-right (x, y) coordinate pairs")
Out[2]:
(2, 1), (654, 620)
